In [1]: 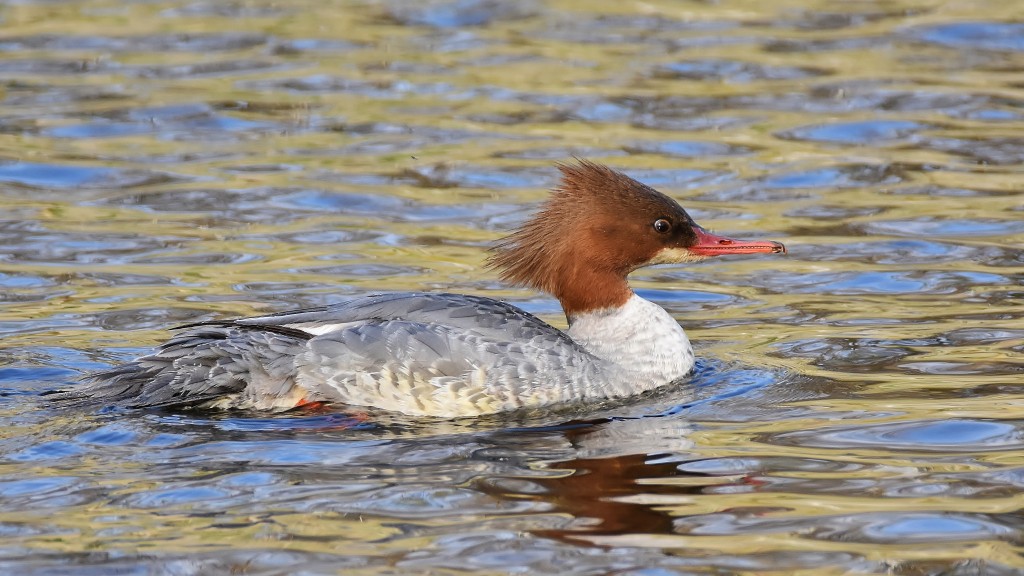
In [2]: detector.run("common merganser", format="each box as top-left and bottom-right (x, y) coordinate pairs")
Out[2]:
(55, 160), (785, 417)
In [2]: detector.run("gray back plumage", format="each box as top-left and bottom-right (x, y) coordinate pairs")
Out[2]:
(231, 292), (574, 345)
(51, 292), (606, 416)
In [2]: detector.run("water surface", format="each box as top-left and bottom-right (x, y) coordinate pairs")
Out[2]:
(0, 0), (1022, 574)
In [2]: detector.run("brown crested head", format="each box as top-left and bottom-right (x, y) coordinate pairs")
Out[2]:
(487, 159), (785, 316)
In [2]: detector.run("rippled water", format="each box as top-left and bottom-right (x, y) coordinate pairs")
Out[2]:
(1, 0), (1022, 574)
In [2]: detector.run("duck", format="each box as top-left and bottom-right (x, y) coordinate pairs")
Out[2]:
(54, 159), (785, 417)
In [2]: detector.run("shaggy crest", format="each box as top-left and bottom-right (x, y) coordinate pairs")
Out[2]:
(487, 159), (697, 314)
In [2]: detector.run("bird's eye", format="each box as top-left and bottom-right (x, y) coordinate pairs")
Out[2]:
(653, 218), (672, 234)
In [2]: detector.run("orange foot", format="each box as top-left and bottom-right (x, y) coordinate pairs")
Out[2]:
(294, 397), (331, 412)
(293, 398), (372, 428)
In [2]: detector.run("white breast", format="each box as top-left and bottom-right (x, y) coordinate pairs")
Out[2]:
(566, 294), (694, 387)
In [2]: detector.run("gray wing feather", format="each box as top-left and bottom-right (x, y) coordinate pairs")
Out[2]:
(53, 326), (309, 409)
(296, 318), (597, 415)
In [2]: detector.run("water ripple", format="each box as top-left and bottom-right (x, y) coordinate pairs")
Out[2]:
(913, 22), (1024, 53)
(770, 419), (1024, 452)
(0, 1), (1022, 574)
